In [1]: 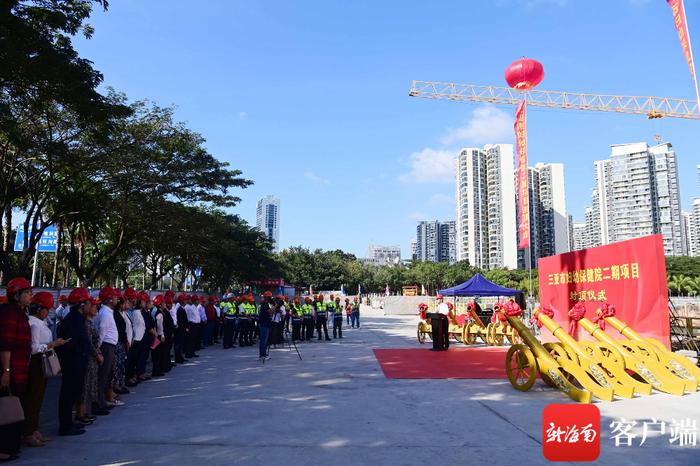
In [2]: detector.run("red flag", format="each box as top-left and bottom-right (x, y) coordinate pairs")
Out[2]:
(515, 99), (530, 249)
(667, 0), (700, 113)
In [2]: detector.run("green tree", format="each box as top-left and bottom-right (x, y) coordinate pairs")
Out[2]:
(668, 274), (693, 296)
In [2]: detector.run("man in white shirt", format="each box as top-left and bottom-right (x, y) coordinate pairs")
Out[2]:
(95, 287), (120, 410)
(185, 295), (200, 358)
(432, 294), (450, 351)
(196, 297), (207, 350)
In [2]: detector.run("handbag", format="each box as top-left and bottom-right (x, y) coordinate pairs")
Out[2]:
(42, 349), (62, 377)
(0, 387), (25, 426)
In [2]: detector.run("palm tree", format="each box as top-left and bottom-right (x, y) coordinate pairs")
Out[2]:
(688, 276), (700, 297)
(668, 274), (693, 296)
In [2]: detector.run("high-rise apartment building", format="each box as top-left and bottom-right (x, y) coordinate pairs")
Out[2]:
(518, 163), (570, 267)
(456, 144), (517, 269)
(365, 244), (401, 265)
(687, 200), (700, 256)
(415, 220), (456, 264)
(574, 142), (684, 255)
(571, 219), (587, 252)
(256, 195), (280, 252)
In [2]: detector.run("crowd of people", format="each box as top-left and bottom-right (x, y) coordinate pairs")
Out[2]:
(0, 278), (362, 462)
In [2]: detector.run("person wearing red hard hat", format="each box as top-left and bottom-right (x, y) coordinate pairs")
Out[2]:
(0, 278), (33, 456)
(257, 291), (274, 360)
(150, 295), (168, 377)
(203, 296), (216, 347)
(183, 294), (200, 359)
(54, 287), (92, 436)
(313, 294), (330, 341)
(20, 292), (67, 446)
(93, 287), (120, 413)
(195, 295), (208, 351)
(133, 292), (156, 384)
(431, 294), (450, 351)
(289, 297), (303, 342)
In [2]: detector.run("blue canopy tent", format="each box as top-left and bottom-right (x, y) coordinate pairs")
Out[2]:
(438, 273), (521, 297)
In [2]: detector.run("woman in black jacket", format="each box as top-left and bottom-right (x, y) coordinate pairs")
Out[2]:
(55, 288), (93, 436)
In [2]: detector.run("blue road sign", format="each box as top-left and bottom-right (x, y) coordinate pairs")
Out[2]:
(14, 225), (58, 253)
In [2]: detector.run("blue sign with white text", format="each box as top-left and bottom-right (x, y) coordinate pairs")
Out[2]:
(13, 225), (58, 253)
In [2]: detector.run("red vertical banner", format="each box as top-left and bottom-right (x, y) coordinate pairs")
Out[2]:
(667, 0), (700, 114)
(515, 99), (530, 249)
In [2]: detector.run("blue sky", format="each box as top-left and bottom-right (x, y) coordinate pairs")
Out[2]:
(73, 0), (700, 258)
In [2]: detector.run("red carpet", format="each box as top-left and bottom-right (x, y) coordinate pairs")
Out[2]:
(373, 347), (509, 379)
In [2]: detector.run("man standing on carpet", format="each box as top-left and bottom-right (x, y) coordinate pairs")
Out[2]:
(435, 294), (449, 350)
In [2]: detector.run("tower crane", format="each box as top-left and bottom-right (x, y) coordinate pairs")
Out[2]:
(408, 80), (699, 120)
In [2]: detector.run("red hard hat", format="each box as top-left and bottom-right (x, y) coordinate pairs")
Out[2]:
(293, 297), (300, 303)
(7, 277), (32, 295)
(263, 291), (273, 298)
(304, 296), (312, 303)
(58, 295), (68, 303)
(164, 290), (175, 297)
(153, 295), (164, 306)
(447, 302), (454, 311)
(99, 287), (116, 302)
(164, 295), (173, 305)
(436, 294), (444, 300)
(138, 291), (150, 302)
(68, 287), (91, 305)
(32, 291), (54, 309)
(177, 293), (186, 303)
(124, 287), (137, 300)
(208, 295), (216, 303)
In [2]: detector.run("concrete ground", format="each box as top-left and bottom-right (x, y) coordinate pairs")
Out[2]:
(13, 310), (700, 465)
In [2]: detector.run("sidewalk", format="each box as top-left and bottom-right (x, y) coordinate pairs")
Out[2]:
(13, 314), (700, 465)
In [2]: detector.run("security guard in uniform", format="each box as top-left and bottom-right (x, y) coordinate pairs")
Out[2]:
(246, 294), (258, 344)
(290, 297), (302, 341)
(333, 296), (344, 339)
(301, 297), (314, 340)
(236, 295), (249, 346)
(314, 294), (330, 341)
(221, 294), (237, 348)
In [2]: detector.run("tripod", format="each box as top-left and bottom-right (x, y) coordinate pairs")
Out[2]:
(262, 323), (302, 363)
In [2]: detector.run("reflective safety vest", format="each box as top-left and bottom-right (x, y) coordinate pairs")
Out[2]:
(245, 303), (256, 316)
(301, 304), (313, 316)
(327, 302), (336, 313)
(290, 304), (301, 316)
(315, 303), (326, 316)
(334, 302), (343, 316)
(222, 302), (236, 317)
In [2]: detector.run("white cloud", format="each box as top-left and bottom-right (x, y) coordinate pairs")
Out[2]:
(399, 148), (455, 184)
(429, 193), (454, 206)
(238, 111), (248, 120)
(408, 211), (429, 221)
(304, 171), (330, 184)
(439, 105), (514, 146)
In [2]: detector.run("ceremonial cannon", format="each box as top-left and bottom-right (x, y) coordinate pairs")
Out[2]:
(573, 303), (694, 395)
(595, 305), (700, 388)
(499, 305), (593, 403)
(416, 303), (469, 344)
(460, 302), (523, 346)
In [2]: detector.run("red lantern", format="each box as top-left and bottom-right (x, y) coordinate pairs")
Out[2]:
(504, 58), (544, 90)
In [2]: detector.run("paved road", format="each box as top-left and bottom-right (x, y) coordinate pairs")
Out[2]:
(13, 312), (700, 465)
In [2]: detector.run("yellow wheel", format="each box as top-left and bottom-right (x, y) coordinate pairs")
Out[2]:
(490, 324), (504, 346)
(417, 323), (425, 344)
(485, 323), (495, 345)
(506, 344), (538, 391)
(507, 326), (523, 345)
(462, 323), (477, 345)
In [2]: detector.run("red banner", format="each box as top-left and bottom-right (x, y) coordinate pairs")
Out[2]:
(515, 99), (529, 249)
(667, 0), (700, 113)
(538, 235), (670, 348)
